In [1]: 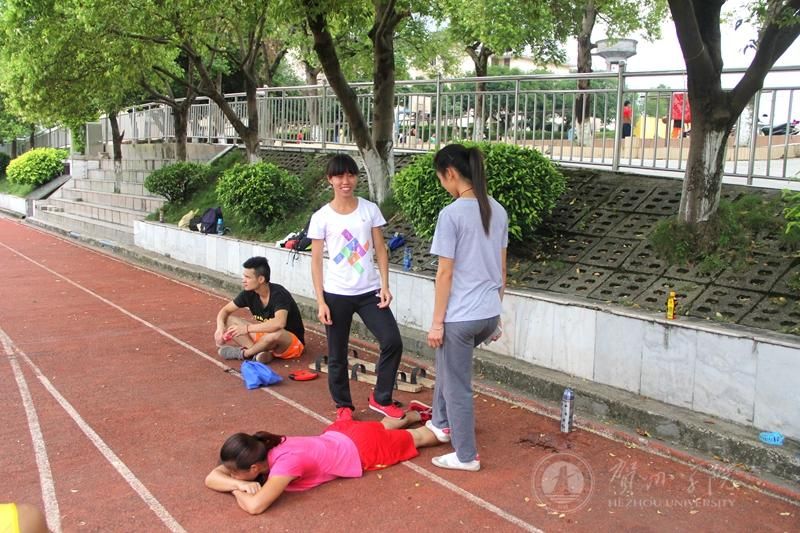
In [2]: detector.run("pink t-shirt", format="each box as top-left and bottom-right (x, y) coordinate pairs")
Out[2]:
(267, 432), (362, 491)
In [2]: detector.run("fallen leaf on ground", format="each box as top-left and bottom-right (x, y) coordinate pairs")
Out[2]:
(689, 510), (699, 515)
(636, 428), (651, 438)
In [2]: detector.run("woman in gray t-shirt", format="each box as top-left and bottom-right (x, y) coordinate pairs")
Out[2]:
(427, 144), (508, 472)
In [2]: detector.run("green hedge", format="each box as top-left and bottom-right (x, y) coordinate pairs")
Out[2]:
(216, 162), (303, 231)
(393, 142), (566, 242)
(144, 162), (210, 203)
(6, 148), (68, 187)
(0, 153), (10, 178)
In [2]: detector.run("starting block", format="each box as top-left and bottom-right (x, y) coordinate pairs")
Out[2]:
(310, 349), (434, 393)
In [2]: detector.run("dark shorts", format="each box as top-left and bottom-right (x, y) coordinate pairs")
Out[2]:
(326, 420), (418, 471)
(621, 123), (632, 138)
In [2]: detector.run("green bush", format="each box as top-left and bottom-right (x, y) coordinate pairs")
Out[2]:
(392, 142), (566, 242)
(216, 162), (303, 230)
(0, 152), (10, 178)
(144, 162), (210, 203)
(6, 148), (68, 187)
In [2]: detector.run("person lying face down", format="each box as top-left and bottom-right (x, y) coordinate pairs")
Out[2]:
(204, 404), (447, 515)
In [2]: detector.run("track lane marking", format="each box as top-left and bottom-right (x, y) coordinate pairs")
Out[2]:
(1, 332), (62, 533)
(1, 228), (544, 532)
(0, 328), (186, 533)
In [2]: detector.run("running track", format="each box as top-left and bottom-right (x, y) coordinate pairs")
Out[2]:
(0, 215), (797, 533)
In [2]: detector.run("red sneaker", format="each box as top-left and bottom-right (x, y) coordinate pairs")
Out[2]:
(368, 392), (405, 419)
(336, 407), (354, 422)
(407, 400), (432, 422)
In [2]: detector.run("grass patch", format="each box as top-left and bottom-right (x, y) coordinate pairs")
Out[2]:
(0, 179), (34, 197)
(150, 149), (246, 223)
(649, 193), (786, 268)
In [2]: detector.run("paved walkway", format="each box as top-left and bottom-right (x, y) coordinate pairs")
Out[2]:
(0, 215), (797, 532)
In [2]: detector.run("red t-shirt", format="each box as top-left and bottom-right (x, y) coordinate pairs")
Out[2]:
(622, 106), (632, 123)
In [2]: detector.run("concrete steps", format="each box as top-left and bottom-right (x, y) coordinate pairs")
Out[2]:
(32, 208), (135, 244)
(30, 155), (176, 245)
(60, 188), (165, 212)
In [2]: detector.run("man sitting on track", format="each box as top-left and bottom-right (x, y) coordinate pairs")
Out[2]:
(205, 401), (440, 515)
(215, 256), (305, 363)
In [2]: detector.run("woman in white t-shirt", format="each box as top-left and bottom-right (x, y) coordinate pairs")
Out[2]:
(308, 155), (404, 420)
(426, 144), (508, 472)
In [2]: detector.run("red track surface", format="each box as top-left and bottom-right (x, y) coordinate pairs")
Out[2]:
(1, 215), (798, 533)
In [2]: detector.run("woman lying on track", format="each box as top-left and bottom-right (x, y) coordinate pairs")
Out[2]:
(205, 403), (443, 515)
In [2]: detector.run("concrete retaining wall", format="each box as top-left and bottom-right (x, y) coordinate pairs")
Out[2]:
(134, 220), (800, 440)
(0, 192), (28, 216)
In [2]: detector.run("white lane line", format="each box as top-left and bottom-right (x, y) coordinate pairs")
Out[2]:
(0, 328), (186, 533)
(0, 238), (543, 532)
(1, 332), (62, 533)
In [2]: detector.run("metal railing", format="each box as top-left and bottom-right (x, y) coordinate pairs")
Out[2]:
(3, 67), (799, 185)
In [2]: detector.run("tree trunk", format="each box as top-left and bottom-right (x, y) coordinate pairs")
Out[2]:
(574, 0), (597, 136)
(467, 43), (492, 142)
(108, 113), (124, 164)
(305, 1), (406, 203)
(29, 125), (35, 149)
(11, 139), (17, 158)
(368, 0), (400, 204)
(173, 104), (189, 162)
(199, 75), (261, 162)
(678, 119), (731, 224)
(304, 62), (322, 142)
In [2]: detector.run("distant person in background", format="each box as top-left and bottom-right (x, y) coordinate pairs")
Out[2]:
(621, 100), (632, 139)
(670, 92), (691, 138)
(0, 503), (48, 533)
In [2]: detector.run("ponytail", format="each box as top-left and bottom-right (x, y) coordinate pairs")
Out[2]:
(433, 144), (492, 235)
(467, 147), (491, 235)
(220, 431), (285, 470)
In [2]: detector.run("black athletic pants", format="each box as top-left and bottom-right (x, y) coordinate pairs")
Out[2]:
(323, 290), (403, 409)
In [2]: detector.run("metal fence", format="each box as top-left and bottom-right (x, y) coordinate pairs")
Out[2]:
(3, 66), (799, 185)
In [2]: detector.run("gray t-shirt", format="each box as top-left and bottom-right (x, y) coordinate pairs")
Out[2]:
(430, 197), (508, 322)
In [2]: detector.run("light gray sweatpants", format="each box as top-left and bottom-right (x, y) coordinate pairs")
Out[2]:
(431, 316), (500, 462)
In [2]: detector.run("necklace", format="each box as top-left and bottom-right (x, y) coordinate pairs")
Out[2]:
(458, 187), (473, 198)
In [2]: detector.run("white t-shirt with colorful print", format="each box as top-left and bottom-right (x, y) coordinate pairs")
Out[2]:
(308, 197), (387, 295)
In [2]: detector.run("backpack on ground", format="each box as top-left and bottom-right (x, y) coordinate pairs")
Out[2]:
(197, 207), (223, 234)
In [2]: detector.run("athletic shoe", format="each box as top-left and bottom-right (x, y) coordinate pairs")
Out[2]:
(254, 351), (273, 364)
(219, 346), (245, 361)
(408, 400), (432, 422)
(336, 407), (354, 422)
(424, 420), (451, 443)
(368, 392), (405, 419)
(432, 452), (481, 472)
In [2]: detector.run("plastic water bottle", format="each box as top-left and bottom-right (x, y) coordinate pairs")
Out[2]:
(560, 388), (575, 433)
(403, 246), (413, 272)
(216, 217), (224, 235)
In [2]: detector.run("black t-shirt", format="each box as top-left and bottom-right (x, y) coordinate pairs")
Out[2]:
(233, 283), (305, 344)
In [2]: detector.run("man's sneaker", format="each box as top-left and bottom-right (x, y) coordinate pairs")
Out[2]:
(432, 452), (480, 472)
(336, 407), (354, 422)
(368, 392), (405, 419)
(219, 346), (245, 361)
(424, 420), (451, 443)
(408, 400), (432, 422)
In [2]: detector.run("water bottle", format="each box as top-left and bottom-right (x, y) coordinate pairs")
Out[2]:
(402, 246), (413, 272)
(216, 217), (224, 235)
(560, 388), (575, 433)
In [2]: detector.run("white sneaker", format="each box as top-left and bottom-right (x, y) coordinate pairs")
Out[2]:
(425, 420), (451, 443)
(432, 452), (480, 472)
